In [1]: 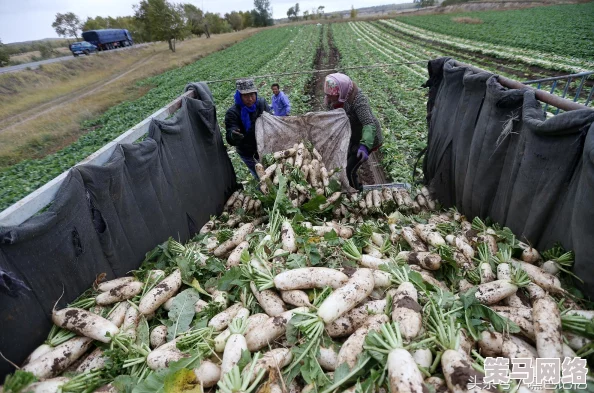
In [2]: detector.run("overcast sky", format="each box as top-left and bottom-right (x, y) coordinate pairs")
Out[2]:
(0, 0), (402, 43)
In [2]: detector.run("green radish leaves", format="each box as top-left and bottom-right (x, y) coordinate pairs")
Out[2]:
(176, 257), (196, 285)
(237, 349), (252, 371)
(286, 253), (307, 269)
(323, 230), (341, 246)
(165, 288), (201, 341)
(285, 341), (328, 387)
(136, 315), (150, 347)
(460, 288), (520, 339)
(2, 371), (37, 393)
(300, 194), (327, 212)
(216, 266), (244, 291)
(112, 375), (139, 393)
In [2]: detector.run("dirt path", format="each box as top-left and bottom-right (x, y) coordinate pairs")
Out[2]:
(309, 25), (388, 187)
(0, 53), (156, 133)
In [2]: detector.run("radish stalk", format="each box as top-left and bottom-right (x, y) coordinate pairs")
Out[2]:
(250, 282), (286, 317)
(215, 311), (262, 352)
(221, 317), (248, 376)
(217, 352), (266, 393)
(475, 265), (531, 305)
(532, 296), (563, 358)
(398, 251), (442, 271)
(363, 321), (425, 393)
(336, 314), (389, 369)
(96, 281), (143, 306)
(384, 263), (423, 340)
(138, 269), (182, 315)
(52, 307), (119, 343)
(22, 337), (94, 379)
(281, 219), (297, 252)
(274, 267), (348, 290)
(401, 227), (429, 252)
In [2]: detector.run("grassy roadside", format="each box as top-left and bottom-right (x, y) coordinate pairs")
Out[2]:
(0, 31), (257, 169)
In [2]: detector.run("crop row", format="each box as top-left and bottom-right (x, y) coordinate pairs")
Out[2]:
(366, 21), (593, 109)
(396, 3), (594, 61)
(380, 19), (594, 74)
(331, 22), (429, 183)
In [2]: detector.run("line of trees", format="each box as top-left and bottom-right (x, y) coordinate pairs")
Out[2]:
(50, 0), (274, 52)
(286, 3), (328, 21)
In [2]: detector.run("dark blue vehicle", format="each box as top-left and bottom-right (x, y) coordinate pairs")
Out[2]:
(81, 29), (134, 51)
(69, 41), (98, 57)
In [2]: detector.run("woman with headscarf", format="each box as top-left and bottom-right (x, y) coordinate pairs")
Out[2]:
(225, 78), (271, 178)
(324, 73), (383, 190)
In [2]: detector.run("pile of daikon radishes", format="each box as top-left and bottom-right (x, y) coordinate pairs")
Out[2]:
(223, 142), (436, 223)
(5, 147), (593, 393)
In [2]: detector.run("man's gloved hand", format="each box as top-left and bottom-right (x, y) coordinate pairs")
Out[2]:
(356, 145), (369, 163)
(230, 130), (245, 144)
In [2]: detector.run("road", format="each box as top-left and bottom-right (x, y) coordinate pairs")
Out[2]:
(0, 44), (149, 75)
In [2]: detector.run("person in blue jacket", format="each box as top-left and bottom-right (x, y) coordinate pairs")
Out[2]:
(225, 79), (271, 179)
(271, 83), (291, 116)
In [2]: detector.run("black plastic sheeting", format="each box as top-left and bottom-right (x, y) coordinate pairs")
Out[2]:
(0, 83), (238, 379)
(423, 58), (594, 298)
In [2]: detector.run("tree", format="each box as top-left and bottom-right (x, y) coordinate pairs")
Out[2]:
(134, 0), (189, 52)
(205, 13), (232, 34)
(286, 3), (301, 21)
(0, 39), (9, 67)
(303, 10), (309, 20)
(414, 0), (436, 7)
(226, 11), (243, 31)
(52, 12), (82, 40)
(350, 5), (357, 18)
(252, 0), (273, 27)
(317, 5), (325, 18)
(184, 3), (206, 37)
(240, 11), (253, 29)
(82, 16), (106, 31)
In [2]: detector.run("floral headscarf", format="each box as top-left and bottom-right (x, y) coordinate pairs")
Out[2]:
(324, 73), (353, 105)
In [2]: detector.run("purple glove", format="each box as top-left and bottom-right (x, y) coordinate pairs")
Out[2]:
(356, 145), (369, 162)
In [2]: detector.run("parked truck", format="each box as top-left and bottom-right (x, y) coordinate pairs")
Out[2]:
(81, 29), (133, 51)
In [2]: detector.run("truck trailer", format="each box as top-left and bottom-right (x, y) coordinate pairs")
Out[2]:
(81, 29), (133, 51)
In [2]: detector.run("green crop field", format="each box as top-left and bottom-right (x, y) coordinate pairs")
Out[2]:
(1, 4), (593, 211)
(396, 3), (594, 61)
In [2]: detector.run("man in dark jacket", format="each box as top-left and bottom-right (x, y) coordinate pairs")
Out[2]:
(225, 79), (271, 178)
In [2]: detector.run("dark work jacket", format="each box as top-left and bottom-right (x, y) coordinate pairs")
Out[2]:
(224, 97), (270, 157)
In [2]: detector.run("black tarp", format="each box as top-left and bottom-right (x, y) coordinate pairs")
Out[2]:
(463, 76), (526, 220)
(453, 71), (493, 210)
(0, 170), (116, 378)
(423, 58), (594, 297)
(0, 83), (238, 378)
